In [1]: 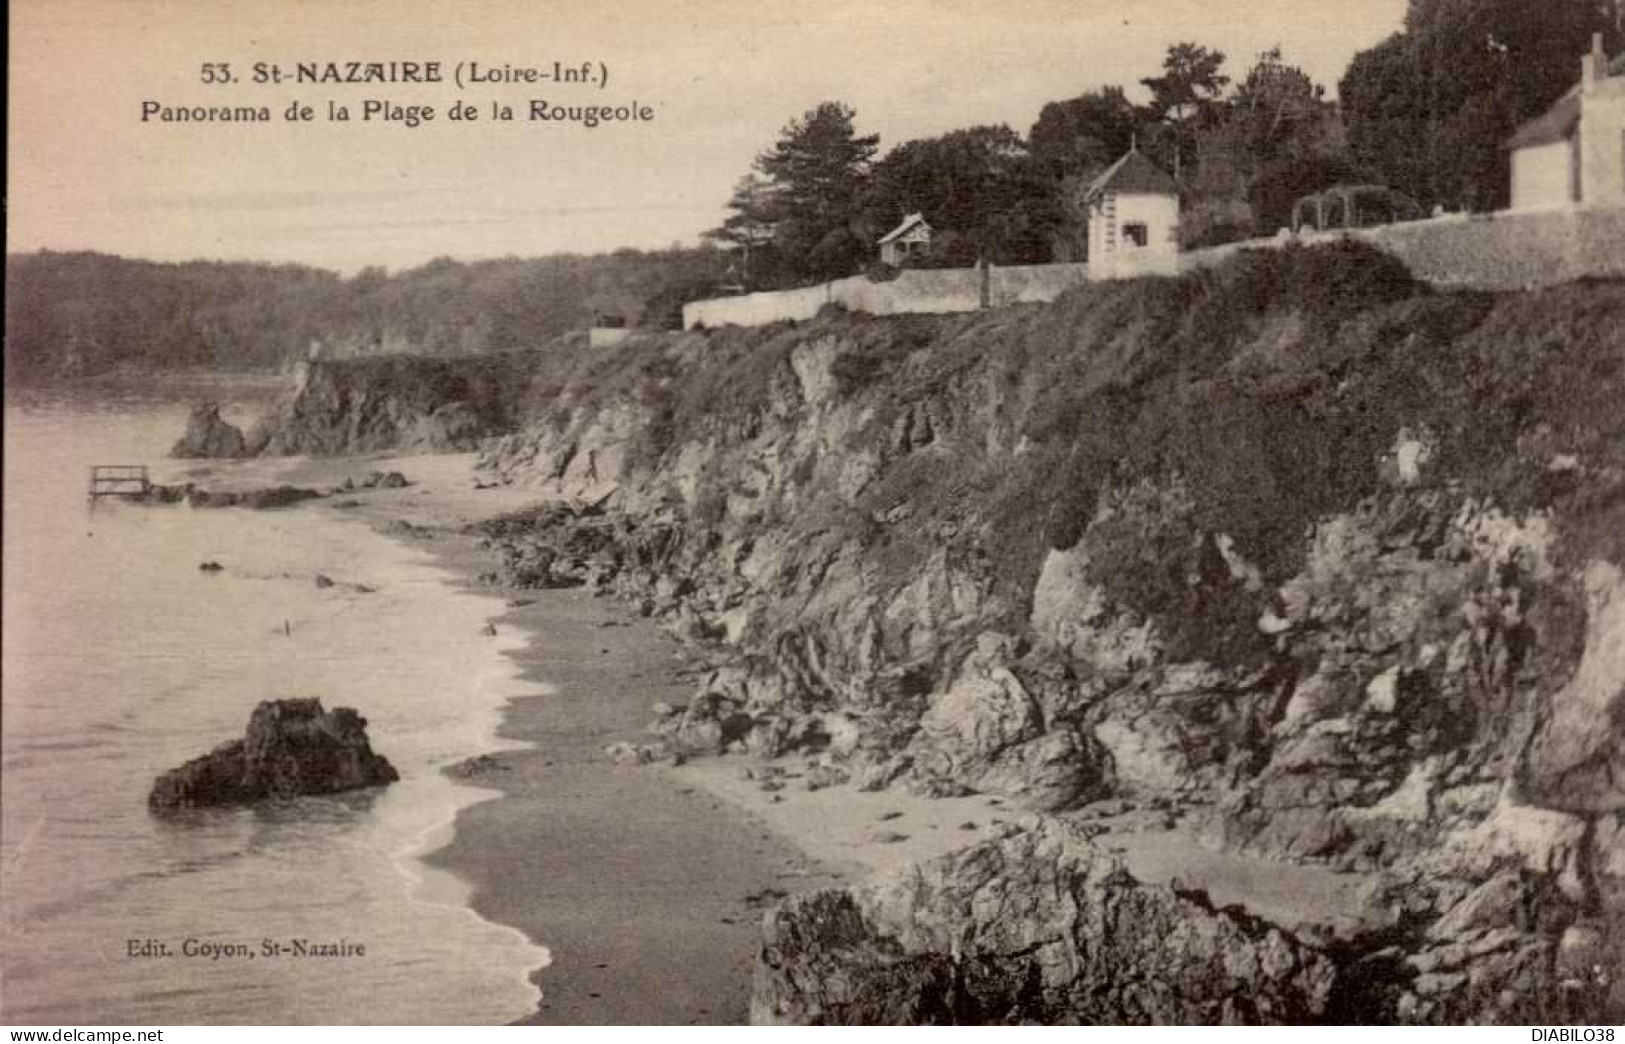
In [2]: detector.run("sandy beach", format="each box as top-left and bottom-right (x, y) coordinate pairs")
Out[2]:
(179, 448), (1381, 1024)
(181, 450), (870, 1023)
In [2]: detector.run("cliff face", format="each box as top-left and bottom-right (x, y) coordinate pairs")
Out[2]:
(248, 350), (554, 456)
(476, 243), (1624, 1022)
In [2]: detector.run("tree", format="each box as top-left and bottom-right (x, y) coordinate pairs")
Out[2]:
(1140, 42), (1230, 178)
(1228, 48), (1328, 154)
(1027, 87), (1144, 259)
(1187, 48), (1351, 240)
(702, 174), (780, 286)
(867, 125), (1059, 265)
(1027, 87), (1141, 179)
(1341, 0), (1624, 211)
(751, 101), (880, 282)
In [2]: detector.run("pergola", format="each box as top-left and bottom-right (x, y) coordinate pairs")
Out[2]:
(1292, 185), (1422, 233)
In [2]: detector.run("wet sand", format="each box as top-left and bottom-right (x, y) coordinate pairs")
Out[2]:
(420, 585), (848, 1024)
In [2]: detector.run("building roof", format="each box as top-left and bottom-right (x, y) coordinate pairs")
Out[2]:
(878, 212), (931, 245)
(1504, 91), (1582, 151)
(1085, 149), (1180, 201)
(1504, 43), (1623, 152)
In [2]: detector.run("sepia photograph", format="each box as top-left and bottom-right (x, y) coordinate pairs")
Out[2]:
(4, 0), (1623, 1028)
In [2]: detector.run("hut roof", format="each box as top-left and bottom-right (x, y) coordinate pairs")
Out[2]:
(878, 213), (932, 245)
(1085, 149), (1180, 201)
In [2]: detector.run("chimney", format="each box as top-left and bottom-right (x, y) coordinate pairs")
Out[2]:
(1583, 32), (1607, 91)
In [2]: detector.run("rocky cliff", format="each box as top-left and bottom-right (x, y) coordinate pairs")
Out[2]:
(474, 242), (1622, 1022)
(247, 349), (555, 455)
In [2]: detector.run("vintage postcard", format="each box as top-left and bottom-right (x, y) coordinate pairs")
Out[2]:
(5, 0), (1623, 1028)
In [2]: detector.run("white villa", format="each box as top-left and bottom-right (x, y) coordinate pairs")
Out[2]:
(1083, 147), (1182, 279)
(1504, 34), (1625, 210)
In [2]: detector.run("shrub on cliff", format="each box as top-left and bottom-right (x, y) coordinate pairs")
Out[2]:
(1212, 239), (1419, 323)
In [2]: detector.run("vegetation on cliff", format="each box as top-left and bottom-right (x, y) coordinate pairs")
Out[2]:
(488, 241), (1621, 644)
(476, 241), (1624, 1022)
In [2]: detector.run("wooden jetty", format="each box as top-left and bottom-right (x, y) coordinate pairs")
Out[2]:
(87, 464), (151, 503)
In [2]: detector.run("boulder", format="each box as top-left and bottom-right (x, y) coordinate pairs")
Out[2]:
(148, 699), (399, 812)
(169, 402), (248, 459)
(245, 485), (325, 509)
(905, 642), (1110, 810)
(408, 401), (489, 451)
(604, 740), (671, 765)
(752, 817), (1336, 1025)
(364, 471), (411, 490)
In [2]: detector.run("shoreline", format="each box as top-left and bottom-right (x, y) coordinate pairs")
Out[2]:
(191, 448), (1382, 1024)
(200, 450), (857, 1024)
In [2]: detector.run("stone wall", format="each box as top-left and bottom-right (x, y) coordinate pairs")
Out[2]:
(1327, 204), (1625, 289)
(683, 263), (1090, 329)
(1185, 205), (1625, 290)
(684, 282), (836, 329)
(988, 262), (1094, 305)
(589, 326), (634, 348)
(683, 206), (1625, 330)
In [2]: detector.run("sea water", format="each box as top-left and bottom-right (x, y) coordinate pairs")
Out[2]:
(1, 383), (547, 1024)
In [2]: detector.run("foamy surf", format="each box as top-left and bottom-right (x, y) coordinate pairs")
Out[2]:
(389, 634), (556, 1002)
(1, 392), (556, 1024)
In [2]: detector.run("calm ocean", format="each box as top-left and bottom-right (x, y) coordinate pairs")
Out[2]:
(1, 382), (547, 1024)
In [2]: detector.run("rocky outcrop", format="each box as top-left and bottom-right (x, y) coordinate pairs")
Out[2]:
(149, 699), (399, 812)
(136, 482), (327, 509)
(407, 401), (489, 453)
(1349, 793), (1622, 1023)
(135, 473), (409, 510)
(249, 352), (549, 456)
(469, 249), (1624, 1021)
(755, 805), (1621, 1025)
(752, 817), (1337, 1025)
(169, 402), (247, 458)
(337, 471), (411, 492)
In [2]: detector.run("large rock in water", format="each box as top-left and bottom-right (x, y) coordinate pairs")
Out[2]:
(752, 817), (1336, 1025)
(149, 699), (399, 812)
(169, 402), (248, 459)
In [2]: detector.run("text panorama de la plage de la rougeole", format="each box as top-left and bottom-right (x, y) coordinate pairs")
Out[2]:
(140, 59), (657, 129)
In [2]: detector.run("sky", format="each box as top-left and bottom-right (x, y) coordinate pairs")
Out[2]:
(8, 0), (1408, 274)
